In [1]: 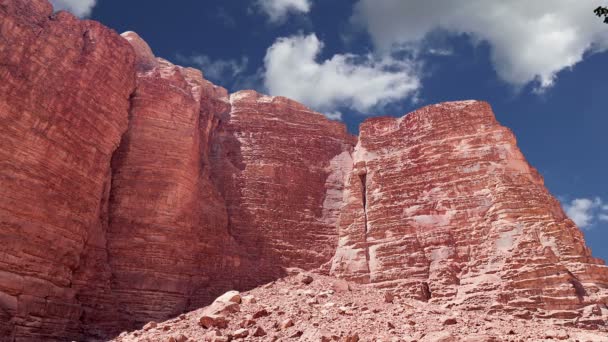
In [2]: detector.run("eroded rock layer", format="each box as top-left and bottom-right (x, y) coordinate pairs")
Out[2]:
(210, 90), (355, 288)
(0, 0), (135, 339)
(1, 0), (607, 340)
(107, 32), (233, 330)
(331, 101), (608, 325)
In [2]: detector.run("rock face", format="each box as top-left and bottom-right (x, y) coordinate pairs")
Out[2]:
(106, 32), (233, 330)
(0, 0), (136, 340)
(210, 90), (355, 288)
(1, 0), (607, 341)
(331, 101), (608, 323)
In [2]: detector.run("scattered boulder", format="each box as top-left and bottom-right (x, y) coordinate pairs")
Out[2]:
(344, 332), (360, 342)
(280, 318), (294, 329)
(239, 319), (256, 328)
(202, 329), (224, 342)
(253, 326), (267, 337)
(306, 298), (319, 306)
(232, 328), (249, 338)
(242, 295), (257, 304)
(291, 330), (304, 338)
(143, 321), (157, 331)
(301, 274), (314, 285)
(338, 306), (351, 315)
(384, 292), (395, 304)
(199, 315), (229, 329)
(442, 317), (457, 325)
(253, 308), (270, 319)
(215, 290), (242, 304)
(332, 280), (351, 292)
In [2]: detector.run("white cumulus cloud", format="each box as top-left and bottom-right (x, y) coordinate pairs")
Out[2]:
(353, 0), (608, 90)
(563, 197), (607, 229)
(50, 0), (97, 18)
(263, 33), (420, 116)
(256, 0), (311, 23)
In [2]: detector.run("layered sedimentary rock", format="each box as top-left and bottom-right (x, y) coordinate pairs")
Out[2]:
(106, 32), (233, 330)
(0, 0), (136, 339)
(210, 90), (355, 288)
(1, 0), (608, 340)
(331, 101), (608, 324)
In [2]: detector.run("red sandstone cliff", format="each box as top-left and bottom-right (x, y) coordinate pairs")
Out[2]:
(210, 90), (355, 289)
(0, 0), (607, 341)
(330, 101), (608, 326)
(0, 0), (135, 339)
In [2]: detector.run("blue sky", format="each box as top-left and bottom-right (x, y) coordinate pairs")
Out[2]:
(51, 0), (608, 260)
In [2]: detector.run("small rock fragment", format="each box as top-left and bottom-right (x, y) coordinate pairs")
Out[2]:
(242, 295), (257, 304)
(232, 328), (249, 338)
(239, 319), (256, 328)
(143, 321), (157, 331)
(199, 315), (228, 329)
(384, 292), (395, 303)
(280, 318), (294, 329)
(332, 280), (351, 292)
(253, 326), (267, 337)
(442, 317), (457, 325)
(290, 330), (304, 338)
(344, 333), (360, 342)
(215, 290), (242, 304)
(301, 274), (314, 285)
(253, 308), (270, 319)
(306, 298), (319, 306)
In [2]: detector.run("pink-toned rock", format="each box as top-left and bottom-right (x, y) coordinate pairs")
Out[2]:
(121, 31), (158, 71)
(2, 1), (608, 340)
(279, 318), (295, 329)
(107, 30), (233, 328)
(331, 101), (608, 320)
(253, 326), (267, 337)
(214, 291), (242, 304)
(210, 90), (356, 287)
(233, 328), (249, 338)
(199, 315), (229, 329)
(0, 0), (135, 339)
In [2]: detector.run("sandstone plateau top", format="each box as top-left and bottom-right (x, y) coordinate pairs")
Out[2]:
(0, 0), (607, 341)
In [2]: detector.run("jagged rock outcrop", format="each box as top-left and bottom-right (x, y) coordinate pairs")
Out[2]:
(0, 0), (136, 339)
(0, 0), (607, 340)
(331, 101), (608, 325)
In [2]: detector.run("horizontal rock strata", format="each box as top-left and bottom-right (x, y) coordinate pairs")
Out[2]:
(0, 0), (607, 340)
(331, 101), (608, 324)
(0, 0), (136, 340)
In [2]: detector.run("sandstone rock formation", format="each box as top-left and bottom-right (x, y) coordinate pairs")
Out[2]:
(0, 0), (607, 341)
(0, 0), (135, 339)
(331, 100), (608, 325)
(210, 90), (355, 288)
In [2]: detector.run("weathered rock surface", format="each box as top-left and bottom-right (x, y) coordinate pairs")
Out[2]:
(331, 100), (608, 324)
(210, 90), (355, 288)
(0, 0), (135, 339)
(1, 0), (608, 341)
(107, 32), (235, 330)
